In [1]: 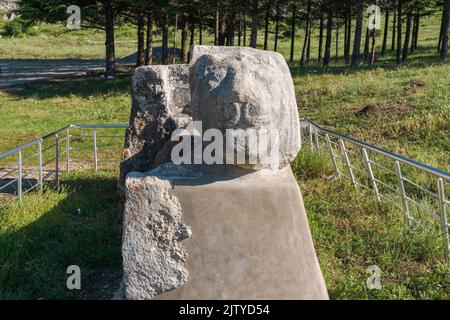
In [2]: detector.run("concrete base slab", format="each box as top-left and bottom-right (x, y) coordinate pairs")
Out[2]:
(148, 165), (328, 300)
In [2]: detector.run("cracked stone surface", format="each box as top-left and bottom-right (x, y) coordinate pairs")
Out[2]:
(119, 64), (192, 190)
(121, 172), (191, 300)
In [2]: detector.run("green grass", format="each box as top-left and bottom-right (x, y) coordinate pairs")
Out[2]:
(292, 150), (449, 299)
(294, 63), (450, 171)
(0, 170), (123, 299)
(0, 13), (449, 299)
(0, 22), (140, 60)
(0, 77), (131, 152)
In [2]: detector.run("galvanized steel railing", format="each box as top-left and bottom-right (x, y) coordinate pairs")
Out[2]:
(0, 124), (127, 206)
(301, 118), (450, 263)
(1, 120), (449, 262)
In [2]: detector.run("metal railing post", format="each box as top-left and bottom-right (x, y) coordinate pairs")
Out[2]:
(437, 178), (449, 263)
(325, 134), (340, 176)
(395, 160), (410, 227)
(38, 141), (43, 193)
(308, 123), (313, 149)
(66, 127), (70, 172)
(314, 127), (320, 153)
(54, 134), (59, 184)
(339, 139), (356, 186)
(17, 150), (22, 200)
(362, 148), (381, 202)
(93, 128), (98, 172)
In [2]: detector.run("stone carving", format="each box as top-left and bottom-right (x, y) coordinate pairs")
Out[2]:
(189, 46), (301, 170)
(119, 64), (191, 190)
(118, 46), (327, 300)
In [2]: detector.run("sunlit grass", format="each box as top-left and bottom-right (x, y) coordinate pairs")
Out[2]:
(0, 12), (448, 299)
(0, 170), (123, 299)
(292, 150), (450, 300)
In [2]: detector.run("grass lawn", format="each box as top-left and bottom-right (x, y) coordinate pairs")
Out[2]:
(0, 13), (448, 299)
(0, 170), (123, 299)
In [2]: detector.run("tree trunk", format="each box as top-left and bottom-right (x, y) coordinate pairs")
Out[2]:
(381, 11), (389, 55)
(402, 11), (411, 62)
(307, 24), (311, 61)
(104, 0), (115, 78)
(162, 13), (169, 65)
(396, 1), (402, 65)
(351, 0), (364, 67)
(199, 13), (203, 45)
(441, 0), (450, 61)
(344, 14), (348, 60)
(264, 0), (272, 50)
(413, 13), (420, 50)
(300, 1), (311, 66)
(318, 13), (324, 62)
(145, 13), (153, 65)
(181, 16), (189, 63)
(289, 3), (296, 63)
(172, 14), (178, 64)
(215, 8), (219, 45)
(190, 24), (195, 47)
(370, 29), (376, 64)
(238, 11), (242, 46)
(243, 12), (247, 46)
(250, 0), (259, 48)
(136, 13), (145, 67)
(335, 21), (339, 62)
(344, 15), (348, 53)
(324, 13), (333, 67)
(227, 3), (236, 46)
(410, 12), (417, 53)
(363, 27), (370, 61)
(345, 12), (352, 64)
(274, 1), (280, 51)
(438, 8), (445, 52)
(219, 13), (226, 45)
(392, 10), (396, 51)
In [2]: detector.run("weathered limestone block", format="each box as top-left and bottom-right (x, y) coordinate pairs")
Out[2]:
(120, 165), (328, 300)
(119, 64), (192, 190)
(122, 171), (192, 300)
(118, 46), (327, 300)
(189, 46), (301, 170)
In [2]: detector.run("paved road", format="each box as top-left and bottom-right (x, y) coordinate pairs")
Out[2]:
(0, 47), (181, 89)
(0, 59), (106, 88)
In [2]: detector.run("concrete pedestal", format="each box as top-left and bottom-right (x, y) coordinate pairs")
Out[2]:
(150, 165), (328, 299)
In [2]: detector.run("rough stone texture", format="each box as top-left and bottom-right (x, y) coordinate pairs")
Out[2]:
(189, 45), (301, 170)
(117, 46), (327, 300)
(127, 164), (328, 300)
(119, 64), (192, 190)
(122, 171), (192, 300)
(0, 0), (17, 11)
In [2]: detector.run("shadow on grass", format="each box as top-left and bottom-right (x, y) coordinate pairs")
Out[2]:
(0, 172), (124, 299)
(4, 46), (448, 100)
(289, 48), (448, 77)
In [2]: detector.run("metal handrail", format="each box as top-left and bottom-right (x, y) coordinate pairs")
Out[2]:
(71, 124), (128, 129)
(0, 123), (128, 203)
(0, 124), (127, 158)
(1, 120), (449, 262)
(0, 138), (43, 160)
(301, 117), (449, 263)
(301, 118), (450, 181)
